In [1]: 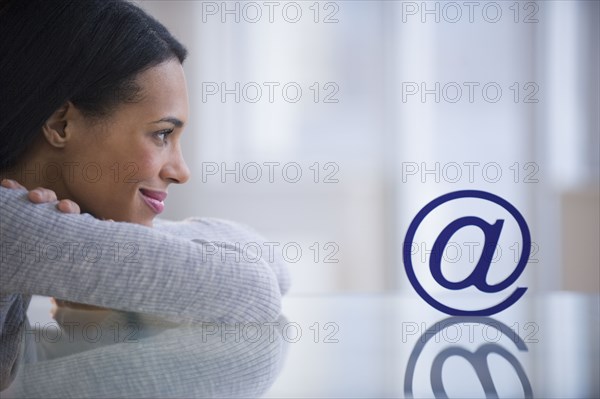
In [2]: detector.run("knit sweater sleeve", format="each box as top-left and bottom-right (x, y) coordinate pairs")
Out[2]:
(0, 186), (282, 324)
(5, 316), (290, 398)
(153, 217), (291, 295)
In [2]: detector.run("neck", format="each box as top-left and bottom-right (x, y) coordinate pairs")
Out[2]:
(1, 155), (71, 201)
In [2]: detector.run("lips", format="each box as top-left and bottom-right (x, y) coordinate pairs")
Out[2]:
(139, 188), (167, 214)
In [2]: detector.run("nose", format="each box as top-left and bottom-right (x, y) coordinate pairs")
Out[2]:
(161, 145), (191, 184)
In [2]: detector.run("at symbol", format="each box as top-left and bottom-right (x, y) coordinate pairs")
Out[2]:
(404, 317), (533, 399)
(403, 190), (531, 316)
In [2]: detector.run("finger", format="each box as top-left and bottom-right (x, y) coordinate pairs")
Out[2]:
(60, 300), (108, 311)
(53, 298), (68, 307)
(56, 199), (81, 214)
(0, 178), (26, 190)
(27, 187), (58, 203)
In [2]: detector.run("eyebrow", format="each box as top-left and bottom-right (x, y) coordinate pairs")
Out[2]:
(149, 117), (184, 128)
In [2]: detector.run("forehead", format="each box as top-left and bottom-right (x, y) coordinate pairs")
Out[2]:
(119, 59), (189, 124)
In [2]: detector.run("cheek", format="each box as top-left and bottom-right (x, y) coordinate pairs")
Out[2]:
(129, 148), (162, 181)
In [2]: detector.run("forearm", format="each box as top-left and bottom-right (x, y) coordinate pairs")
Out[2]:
(6, 317), (289, 398)
(0, 295), (30, 391)
(153, 217), (291, 295)
(1, 187), (282, 323)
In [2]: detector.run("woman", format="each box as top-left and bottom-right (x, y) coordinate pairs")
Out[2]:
(0, 0), (290, 391)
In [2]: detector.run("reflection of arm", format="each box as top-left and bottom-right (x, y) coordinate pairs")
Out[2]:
(0, 187), (281, 324)
(6, 317), (289, 399)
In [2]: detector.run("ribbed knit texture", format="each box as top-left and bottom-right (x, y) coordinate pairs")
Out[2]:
(6, 314), (289, 398)
(0, 186), (291, 392)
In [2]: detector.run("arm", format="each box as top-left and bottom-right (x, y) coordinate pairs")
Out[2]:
(0, 186), (282, 324)
(154, 217), (291, 295)
(6, 317), (289, 398)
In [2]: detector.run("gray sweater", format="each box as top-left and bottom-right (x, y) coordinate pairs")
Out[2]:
(0, 185), (291, 391)
(3, 314), (290, 398)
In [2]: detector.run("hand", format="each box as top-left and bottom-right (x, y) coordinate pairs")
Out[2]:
(1, 178), (81, 214)
(51, 297), (110, 314)
(50, 298), (111, 338)
(2, 179), (109, 311)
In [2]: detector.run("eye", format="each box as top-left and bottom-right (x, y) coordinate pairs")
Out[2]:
(154, 129), (174, 144)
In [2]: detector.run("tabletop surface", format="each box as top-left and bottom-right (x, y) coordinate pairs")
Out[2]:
(5, 292), (599, 398)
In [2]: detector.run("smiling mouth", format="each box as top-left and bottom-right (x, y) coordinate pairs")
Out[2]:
(139, 189), (166, 214)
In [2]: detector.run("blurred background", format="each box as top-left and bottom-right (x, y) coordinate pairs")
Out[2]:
(135, 0), (599, 295)
(14, 2), (597, 398)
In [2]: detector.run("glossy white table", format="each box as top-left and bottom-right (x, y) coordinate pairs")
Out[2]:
(266, 293), (599, 398)
(11, 292), (600, 398)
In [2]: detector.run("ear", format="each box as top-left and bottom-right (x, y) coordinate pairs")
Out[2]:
(41, 101), (76, 148)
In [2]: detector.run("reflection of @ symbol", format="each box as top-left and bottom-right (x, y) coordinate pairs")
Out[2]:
(404, 317), (533, 399)
(403, 190), (531, 316)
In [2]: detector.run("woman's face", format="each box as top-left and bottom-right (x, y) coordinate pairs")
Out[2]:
(59, 59), (190, 226)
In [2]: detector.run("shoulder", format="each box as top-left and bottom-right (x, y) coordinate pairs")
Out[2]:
(0, 185), (26, 202)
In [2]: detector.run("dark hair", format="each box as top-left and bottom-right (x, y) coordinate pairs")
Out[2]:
(0, 0), (187, 169)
